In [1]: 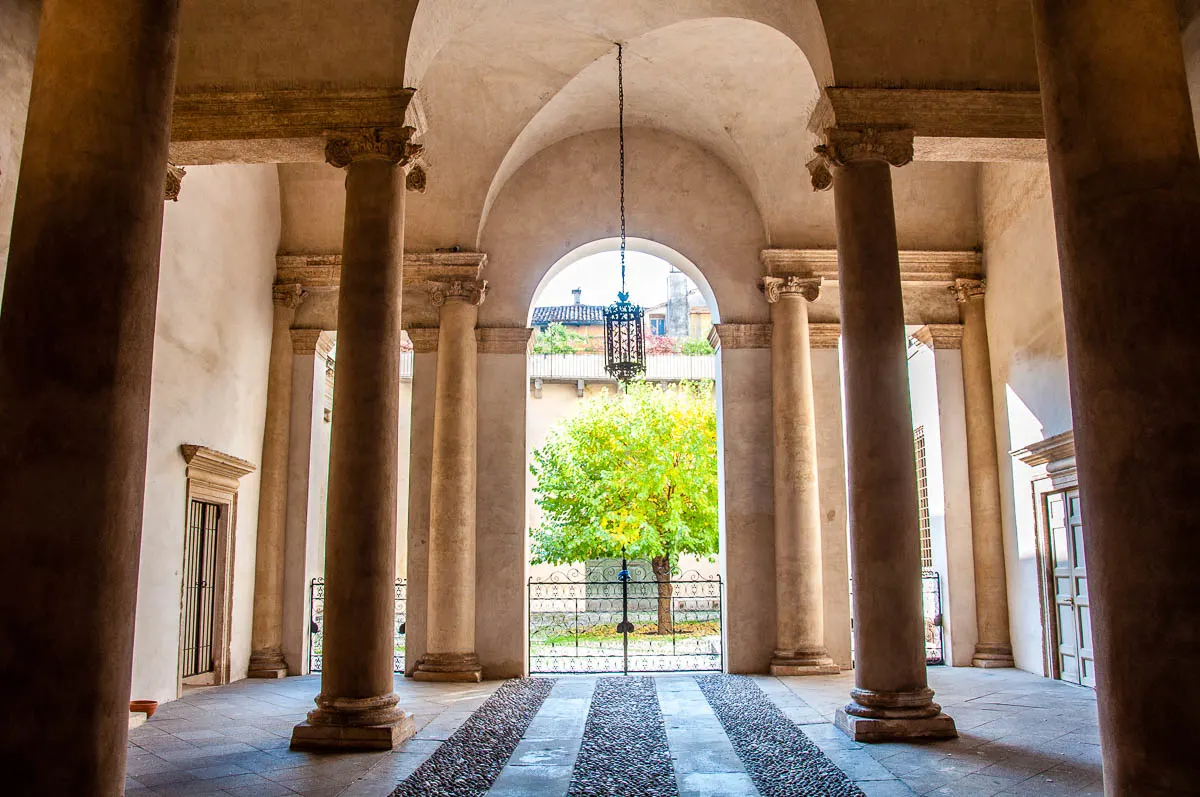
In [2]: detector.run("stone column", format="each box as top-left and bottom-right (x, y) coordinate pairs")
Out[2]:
(404, 328), (440, 676)
(291, 128), (420, 750)
(809, 128), (955, 741)
(249, 284), (304, 677)
(415, 280), (488, 682)
(1031, 1), (1200, 789)
(951, 280), (1014, 668)
(762, 276), (839, 676)
(0, 1), (181, 792)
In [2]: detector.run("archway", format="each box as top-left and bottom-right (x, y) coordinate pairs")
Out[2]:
(524, 240), (726, 675)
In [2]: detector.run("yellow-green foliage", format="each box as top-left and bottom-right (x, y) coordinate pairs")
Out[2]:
(530, 381), (718, 570)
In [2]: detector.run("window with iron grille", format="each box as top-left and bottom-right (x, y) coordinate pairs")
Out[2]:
(914, 426), (933, 570)
(181, 500), (221, 678)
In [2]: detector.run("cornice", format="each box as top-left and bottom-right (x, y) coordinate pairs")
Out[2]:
(476, 327), (533, 355)
(275, 252), (487, 291)
(912, 324), (964, 350)
(180, 445), (256, 482)
(1012, 430), (1076, 468)
(709, 323), (772, 350)
(759, 249), (982, 285)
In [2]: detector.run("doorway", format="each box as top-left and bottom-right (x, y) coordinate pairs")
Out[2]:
(181, 500), (221, 679)
(1047, 488), (1094, 687)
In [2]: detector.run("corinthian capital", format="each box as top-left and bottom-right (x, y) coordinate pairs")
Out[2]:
(429, 279), (488, 308)
(165, 163), (186, 201)
(952, 278), (987, 303)
(761, 275), (822, 303)
(324, 127), (423, 169)
(272, 283), (305, 309)
(807, 127), (914, 191)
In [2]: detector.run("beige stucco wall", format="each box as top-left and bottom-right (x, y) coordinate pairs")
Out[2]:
(980, 161), (1074, 676)
(0, 0), (39, 303)
(811, 348), (852, 669)
(131, 164), (281, 704)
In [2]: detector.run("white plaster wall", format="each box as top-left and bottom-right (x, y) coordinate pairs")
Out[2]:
(907, 347), (952, 641)
(131, 164), (281, 704)
(980, 162), (1074, 676)
(0, 0), (40, 303)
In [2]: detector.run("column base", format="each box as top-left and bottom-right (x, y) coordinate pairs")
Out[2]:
(413, 652), (483, 683)
(770, 650), (841, 676)
(290, 693), (415, 751)
(972, 643), (1015, 669)
(834, 687), (957, 742)
(247, 651), (288, 679)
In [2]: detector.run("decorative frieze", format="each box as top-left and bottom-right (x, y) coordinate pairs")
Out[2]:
(429, 279), (487, 307)
(291, 329), (335, 358)
(476, 327), (533, 355)
(165, 163), (186, 201)
(760, 276), (822, 303)
(324, 127), (422, 169)
(759, 249), (982, 286)
(912, 324), (964, 350)
(407, 327), (440, 354)
(952, 278), (987, 303)
(808, 127), (914, 191)
(275, 252), (488, 293)
(809, 323), (841, 349)
(708, 323), (772, 350)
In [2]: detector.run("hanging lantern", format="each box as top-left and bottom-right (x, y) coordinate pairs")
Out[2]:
(604, 43), (646, 384)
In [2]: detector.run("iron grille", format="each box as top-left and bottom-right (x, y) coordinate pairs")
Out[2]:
(309, 578), (406, 673)
(914, 426), (934, 570)
(181, 500), (220, 678)
(848, 570), (945, 666)
(529, 565), (722, 674)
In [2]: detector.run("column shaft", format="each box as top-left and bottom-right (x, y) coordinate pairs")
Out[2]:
(766, 278), (838, 675)
(815, 131), (955, 741)
(416, 284), (485, 682)
(249, 286), (302, 677)
(292, 129), (420, 750)
(0, 0), (181, 792)
(1032, 0), (1200, 790)
(954, 286), (1013, 668)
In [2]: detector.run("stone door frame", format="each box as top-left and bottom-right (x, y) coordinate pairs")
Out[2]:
(177, 445), (256, 695)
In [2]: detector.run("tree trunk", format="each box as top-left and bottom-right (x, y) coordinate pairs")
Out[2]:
(651, 555), (674, 635)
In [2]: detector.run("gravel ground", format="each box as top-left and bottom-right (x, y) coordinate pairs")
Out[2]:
(390, 677), (556, 797)
(567, 676), (679, 797)
(695, 674), (864, 797)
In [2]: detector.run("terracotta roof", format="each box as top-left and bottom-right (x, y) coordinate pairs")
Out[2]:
(531, 304), (607, 325)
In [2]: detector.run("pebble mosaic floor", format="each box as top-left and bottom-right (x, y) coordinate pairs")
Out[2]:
(126, 668), (1103, 796)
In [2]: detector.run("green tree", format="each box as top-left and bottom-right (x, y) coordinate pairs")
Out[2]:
(530, 382), (718, 633)
(680, 337), (714, 356)
(532, 322), (588, 354)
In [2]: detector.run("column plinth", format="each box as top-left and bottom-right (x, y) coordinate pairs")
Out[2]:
(249, 284), (304, 679)
(953, 280), (1014, 669)
(813, 128), (956, 741)
(291, 128), (421, 750)
(763, 275), (839, 677)
(415, 280), (487, 683)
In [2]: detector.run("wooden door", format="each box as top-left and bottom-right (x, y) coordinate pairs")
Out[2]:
(1047, 489), (1094, 687)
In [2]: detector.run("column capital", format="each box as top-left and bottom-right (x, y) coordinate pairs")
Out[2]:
(406, 327), (440, 354)
(290, 329), (335, 358)
(272, 283), (305, 309)
(952, 278), (987, 303)
(476, 326), (532, 355)
(429, 279), (487, 308)
(165, 163), (186, 202)
(761, 275), (822, 303)
(809, 323), (841, 349)
(913, 324), (964, 350)
(807, 127), (915, 191)
(324, 127), (422, 169)
(708, 323), (772, 350)
(406, 163), (428, 194)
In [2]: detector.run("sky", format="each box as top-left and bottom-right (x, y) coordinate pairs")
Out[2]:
(533, 250), (706, 310)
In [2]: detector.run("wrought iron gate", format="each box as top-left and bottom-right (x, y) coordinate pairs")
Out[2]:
(309, 578), (406, 673)
(848, 570), (945, 666)
(181, 500), (220, 678)
(528, 560), (723, 674)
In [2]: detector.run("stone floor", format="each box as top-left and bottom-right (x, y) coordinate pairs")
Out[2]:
(126, 668), (1101, 796)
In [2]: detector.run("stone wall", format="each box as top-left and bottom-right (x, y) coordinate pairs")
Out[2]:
(0, 0), (40, 303)
(131, 164), (280, 704)
(980, 162), (1074, 676)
